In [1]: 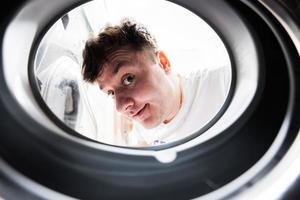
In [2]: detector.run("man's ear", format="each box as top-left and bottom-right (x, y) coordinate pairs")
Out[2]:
(157, 50), (171, 73)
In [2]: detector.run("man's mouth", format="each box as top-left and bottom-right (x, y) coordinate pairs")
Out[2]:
(132, 103), (148, 119)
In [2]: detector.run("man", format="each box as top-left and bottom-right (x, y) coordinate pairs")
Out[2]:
(82, 19), (231, 147)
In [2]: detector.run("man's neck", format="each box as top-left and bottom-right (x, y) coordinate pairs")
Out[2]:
(163, 74), (183, 124)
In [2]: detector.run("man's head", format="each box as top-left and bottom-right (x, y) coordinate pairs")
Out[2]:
(82, 19), (181, 129)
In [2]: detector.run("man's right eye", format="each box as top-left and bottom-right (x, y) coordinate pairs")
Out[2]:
(107, 90), (115, 97)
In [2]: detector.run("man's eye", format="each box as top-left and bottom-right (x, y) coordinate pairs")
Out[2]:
(107, 90), (115, 97)
(122, 74), (135, 86)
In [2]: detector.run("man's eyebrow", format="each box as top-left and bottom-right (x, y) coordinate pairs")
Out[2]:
(113, 61), (131, 74)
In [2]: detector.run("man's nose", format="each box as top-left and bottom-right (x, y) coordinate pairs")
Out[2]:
(115, 94), (135, 114)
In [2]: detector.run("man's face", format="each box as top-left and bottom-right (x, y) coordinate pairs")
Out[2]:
(96, 49), (175, 129)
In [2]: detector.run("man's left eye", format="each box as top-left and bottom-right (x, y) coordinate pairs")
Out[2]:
(122, 74), (135, 86)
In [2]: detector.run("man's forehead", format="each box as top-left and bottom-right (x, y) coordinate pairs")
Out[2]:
(96, 48), (155, 86)
(101, 56), (134, 76)
(106, 48), (136, 63)
(106, 48), (155, 64)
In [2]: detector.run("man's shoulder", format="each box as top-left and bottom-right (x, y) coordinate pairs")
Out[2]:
(183, 65), (226, 77)
(184, 65), (231, 84)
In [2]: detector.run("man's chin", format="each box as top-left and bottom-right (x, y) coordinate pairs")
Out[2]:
(140, 119), (161, 129)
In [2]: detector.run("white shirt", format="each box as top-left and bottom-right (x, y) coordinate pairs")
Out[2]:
(128, 66), (231, 146)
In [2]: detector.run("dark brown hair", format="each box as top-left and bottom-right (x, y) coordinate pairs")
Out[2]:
(82, 18), (158, 83)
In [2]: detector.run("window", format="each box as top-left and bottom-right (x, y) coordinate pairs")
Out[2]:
(34, 0), (231, 147)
